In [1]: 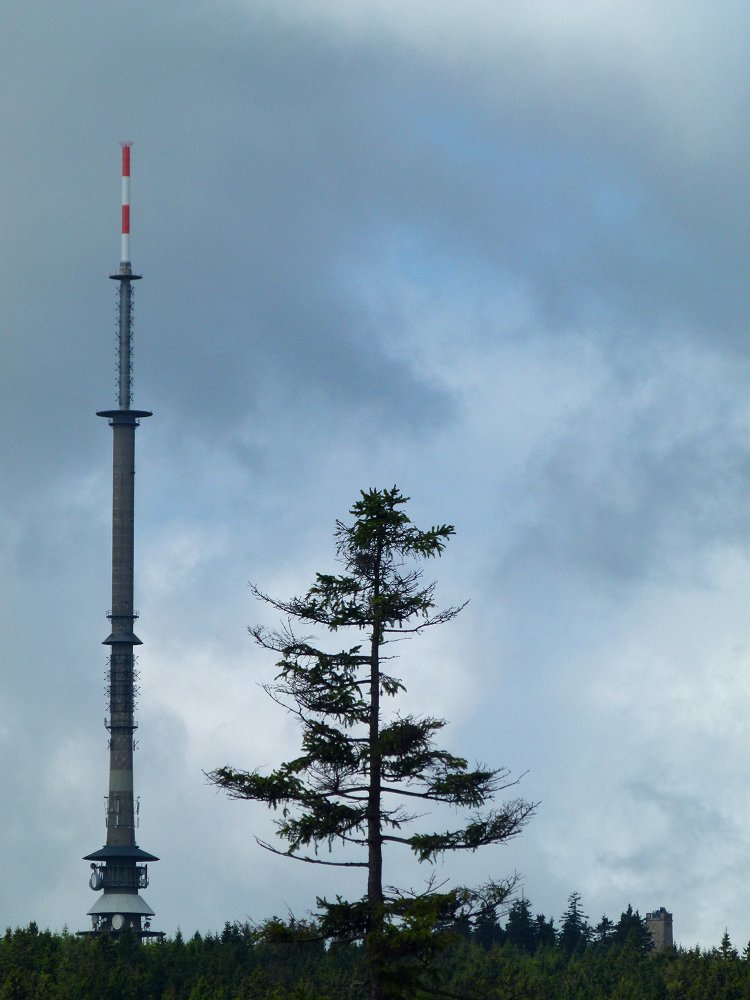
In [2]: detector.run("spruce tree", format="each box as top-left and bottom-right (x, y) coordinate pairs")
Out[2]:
(208, 487), (534, 999)
(719, 929), (738, 960)
(559, 892), (590, 957)
(614, 905), (652, 956)
(592, 915), (616, 951)
(505, 898), (536, 954)
(533, 912), (556, 950)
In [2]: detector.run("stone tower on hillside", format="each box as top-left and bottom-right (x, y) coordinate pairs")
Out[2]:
(645, 907), (673, 950)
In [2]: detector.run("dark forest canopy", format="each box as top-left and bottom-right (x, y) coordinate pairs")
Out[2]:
(2, 903), (750, 1000)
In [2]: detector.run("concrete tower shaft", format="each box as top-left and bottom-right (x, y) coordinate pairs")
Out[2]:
(100, 407), (149, 843)
(82, 144), (160, 938)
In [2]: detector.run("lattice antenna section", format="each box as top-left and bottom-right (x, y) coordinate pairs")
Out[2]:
(114, 282), (135, 406)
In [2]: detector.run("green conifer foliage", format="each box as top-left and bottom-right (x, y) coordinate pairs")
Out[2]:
(208, 488), (534, 999)
(614, 905), (653, 957)
(505, 899), (536, 954)
(559, 892), (590, 957)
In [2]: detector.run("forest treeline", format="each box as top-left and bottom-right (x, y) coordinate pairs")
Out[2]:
(3, 897), (750, 1000)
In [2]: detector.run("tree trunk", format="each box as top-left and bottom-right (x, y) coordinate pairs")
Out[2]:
(366, 531), (384, 1000)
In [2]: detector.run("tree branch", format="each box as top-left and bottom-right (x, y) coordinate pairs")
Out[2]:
(256, 838), (368, 867)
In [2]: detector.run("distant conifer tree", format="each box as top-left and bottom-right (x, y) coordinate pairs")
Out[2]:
(506, 898), (537, 953)
(720, 928), (739, 960)
(559, 892), (590, 957)
(614, 905), (653, 956)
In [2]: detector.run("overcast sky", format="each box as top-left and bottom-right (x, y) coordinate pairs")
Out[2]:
(1, 0), (749, 949)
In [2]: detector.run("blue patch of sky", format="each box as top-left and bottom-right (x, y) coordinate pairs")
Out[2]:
(366, 91), (657, 306)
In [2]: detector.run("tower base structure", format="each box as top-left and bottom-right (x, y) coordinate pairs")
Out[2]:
(79, 845), (163, 939)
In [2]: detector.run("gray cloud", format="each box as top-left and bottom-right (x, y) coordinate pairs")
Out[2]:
(0, 0), (748, 949)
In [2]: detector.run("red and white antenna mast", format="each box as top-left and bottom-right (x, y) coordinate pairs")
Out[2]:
(120, 142), (131, 266)
(111, 142), (140, 406)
